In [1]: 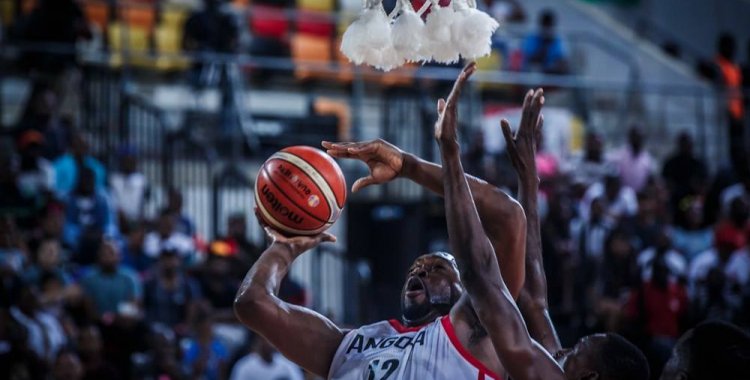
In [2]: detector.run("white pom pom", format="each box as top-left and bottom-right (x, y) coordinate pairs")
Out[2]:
(424, 4), (460, 64)
(372, 45), (405, 72)
(341, 4), (392, 65)
(392, 1), (426, 63)
(451, 0), (499, 59)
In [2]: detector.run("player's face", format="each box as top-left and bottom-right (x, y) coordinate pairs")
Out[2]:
(557, 334), (605, 379)
(659, 331), (691, 380)
(400, 254), (462, 325)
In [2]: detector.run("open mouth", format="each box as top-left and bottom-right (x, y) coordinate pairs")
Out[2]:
(405, 277), (425, 297)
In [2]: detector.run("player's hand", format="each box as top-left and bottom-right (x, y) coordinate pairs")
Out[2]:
(264, 226), (336, 258)
(322, 139), (404, 192)
(435, 62), (476, 152)
(501, 88), (544, 183)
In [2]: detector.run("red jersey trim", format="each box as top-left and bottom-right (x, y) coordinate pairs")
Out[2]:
(387, 319), (429, 333)
(441, 316), (503, 380)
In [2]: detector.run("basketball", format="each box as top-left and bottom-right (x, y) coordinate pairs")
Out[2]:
(254, 146), (347, 236)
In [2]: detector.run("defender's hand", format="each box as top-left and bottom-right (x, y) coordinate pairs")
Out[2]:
(322, 139), (404, 192)
(501, 88), (545, 182)
(435, 62), (476, 151)
(264, 226), (336, 258)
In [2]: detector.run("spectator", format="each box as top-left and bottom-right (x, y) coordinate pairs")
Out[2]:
(80, 240), (141, 317)
(53, 132), (106, 198)
(183, 0), (238, 89)
(16, 130), (55, 202)
(15, 82), (72, 160)
(725, 228), (750, 289)
(626, 255), (689, 379)
(182, 304), (229, 380)
(62, 166), (117, 252)
(77, 325), (121, 380)
(223, 213), (261, 275)
(719, 176), (750, 216)
(9, 284), (67, 364)
(580, 172), (638, 224)
(52, 349), (84, 380)
(0, 154), (37, 224)
(120, 222), (153, 276)
(711, 33), (745, 175)
(671, 198), (713, 262)
(10, 0), (90, 76)
(144, 210), (195, 262)
(621, 192), (662, 253)
(595, 229), (639, 332)
(520, 9), (569, 74)
(198, 250), (237, 313)
(143, 249), (202, 330)
(131, 327), (183, 380)
(610, 127), (655, 193)
(0, 217), (28, 275)
(689, 222), (746, 296)
(481, 0), (525, 24)
(661, 132), (709, 226)
(109, 146), (148, 226)
(541, 192), (576, 314)
(22, 239), (71, 288)
(571, 196), (612, 329)
(568, 131), (611, 188)
(637, 227), (688, 283)
(229, 336), (304, 380)
(165, 188), (195, 237)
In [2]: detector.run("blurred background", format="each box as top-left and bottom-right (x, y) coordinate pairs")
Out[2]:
(0, 0), (749, 379)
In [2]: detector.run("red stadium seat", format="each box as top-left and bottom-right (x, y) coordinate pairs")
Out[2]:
(249, 5), (289, 40)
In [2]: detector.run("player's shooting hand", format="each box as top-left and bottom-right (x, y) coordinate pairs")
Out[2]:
(322, 139), (404, 192)
(435, 62), (476, 153)
(501, 88), (544, 183)
(264, 226), (336, 258)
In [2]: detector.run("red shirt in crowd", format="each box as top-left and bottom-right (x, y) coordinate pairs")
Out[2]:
(626, 281), (689, 339)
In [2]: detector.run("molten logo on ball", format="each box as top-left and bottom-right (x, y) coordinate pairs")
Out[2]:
(261, 184), (305, 225)
(307, 195), (320, 208)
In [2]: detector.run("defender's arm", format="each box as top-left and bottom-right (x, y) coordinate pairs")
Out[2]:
(502, 90), (563, 353)
(438, 64), (563, 380)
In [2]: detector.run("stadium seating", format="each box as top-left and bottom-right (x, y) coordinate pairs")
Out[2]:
(154, 23), (190, 71)
(291, 32), (333, 81)
(108, 22), (153, 68)
(82, 1), (110, 33)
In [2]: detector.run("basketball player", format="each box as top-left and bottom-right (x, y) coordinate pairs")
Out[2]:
(659, 320), (750, 380)
(235, 63), (527, 379)
(497, 86), (650, 378)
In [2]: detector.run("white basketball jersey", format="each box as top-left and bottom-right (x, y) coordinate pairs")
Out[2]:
(328, 316), (502, 380)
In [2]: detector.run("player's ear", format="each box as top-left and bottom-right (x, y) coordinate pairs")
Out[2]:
(675, 371), (689, 380)
(578, 371), (599, 380)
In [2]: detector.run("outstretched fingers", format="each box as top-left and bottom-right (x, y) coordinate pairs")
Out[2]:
(446, 62), (476, 106)
(351, 175), (376, 193)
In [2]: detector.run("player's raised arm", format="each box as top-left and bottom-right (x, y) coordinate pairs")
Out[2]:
(502, 89), (563, 354)
(436, 63), (563, 380)
(234, 227), (345, 377)
(322, 109), (525, 299)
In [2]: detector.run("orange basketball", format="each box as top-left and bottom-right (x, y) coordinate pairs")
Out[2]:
(255, 146), (347, 236)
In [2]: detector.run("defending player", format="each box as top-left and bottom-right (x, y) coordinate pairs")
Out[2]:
(235, 64), (525, 379)
(497, 87), (650, 378)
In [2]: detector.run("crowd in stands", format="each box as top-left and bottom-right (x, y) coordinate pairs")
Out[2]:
(0, 74), (308, 380)
(465, 121), (750, 378)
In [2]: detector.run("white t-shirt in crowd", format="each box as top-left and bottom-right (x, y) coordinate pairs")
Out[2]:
(579, 182), (638, 223)
(230, 352), (304, 380)
(110, 172), (148, 222)
(637, 248), (687, 282)
(725, 248), (750, 287)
